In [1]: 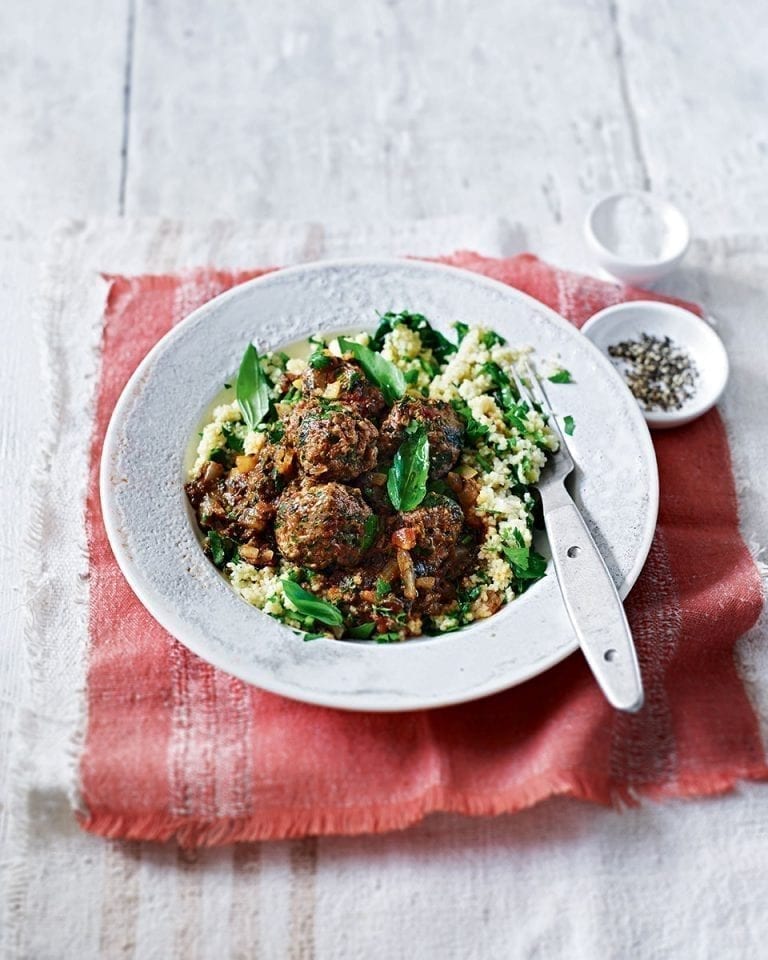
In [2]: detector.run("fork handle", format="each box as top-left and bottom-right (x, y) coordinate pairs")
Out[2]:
(542, 497), (644, 712)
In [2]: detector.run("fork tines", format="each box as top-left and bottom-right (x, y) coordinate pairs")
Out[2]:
(511, 359), (567, 446)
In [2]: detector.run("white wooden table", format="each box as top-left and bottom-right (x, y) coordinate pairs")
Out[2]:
(2, 2), (768, 957)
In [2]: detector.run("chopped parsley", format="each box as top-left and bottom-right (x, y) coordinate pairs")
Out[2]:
(501, 528), (548, 594)
(450, 398), (489, 445)
(548, 368), (573, 384)
(453, 321), (470, 343)
(563, 415), (575, 436)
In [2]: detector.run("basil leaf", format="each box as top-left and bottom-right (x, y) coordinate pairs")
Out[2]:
(236, 343), (270, 431)
(347, 622), (376, 639)
(338, 337), (405, 404)
(361, 515), (378, 550)
(563, 415), (575, 436)
(387, 426), (430, 512)
(548, 369), (573, 384)
(281, 579), (344, 626)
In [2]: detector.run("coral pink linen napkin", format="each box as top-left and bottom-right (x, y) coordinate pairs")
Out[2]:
(81, 253), (766, 846)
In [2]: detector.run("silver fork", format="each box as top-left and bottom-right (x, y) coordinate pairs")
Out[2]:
(511, 361), (644, 713)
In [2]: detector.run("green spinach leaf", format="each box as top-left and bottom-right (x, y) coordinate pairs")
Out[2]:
(222, 423), (244, 453)
(450, 397), (490, 445)
(453, 321), (470, 343)
(207, 530), (239, 568)
(371, 311), (457, 363)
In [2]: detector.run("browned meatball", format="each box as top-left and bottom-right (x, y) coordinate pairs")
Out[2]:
(185, 443), (294, 541)
(226, 442), (293, 506)
(275, 482), (373, 569)
(300, 354), (386, 419)
(394, 493), (464, 573)
(290, 401), (378, 481)
(380, 398), (464, 477)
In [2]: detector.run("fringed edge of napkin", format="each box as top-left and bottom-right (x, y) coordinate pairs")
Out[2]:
(78, 751), (768, 848)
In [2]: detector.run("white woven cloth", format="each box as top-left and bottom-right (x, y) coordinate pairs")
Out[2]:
(4, 218), (768, 960)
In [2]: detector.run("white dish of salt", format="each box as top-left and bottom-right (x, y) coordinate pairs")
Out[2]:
(584, 191), (690, 286)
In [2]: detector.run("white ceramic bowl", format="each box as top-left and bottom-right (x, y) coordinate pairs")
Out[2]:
(584, 191), (690, 287)
(101, 259), (658, 711)
(581, 300), (729, 429)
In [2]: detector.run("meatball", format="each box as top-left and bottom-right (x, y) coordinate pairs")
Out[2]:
(185, 443), (294, 542)
(301, 354), (386, 419)
(394, 493), (464, 573)
(225, 442), (293, 506)
(275, 482), (373, 569)
(380, 398), (464, 477)
(291, 401), (378, 481)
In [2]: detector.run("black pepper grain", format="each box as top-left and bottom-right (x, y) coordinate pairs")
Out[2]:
(607, 333), (698, 411)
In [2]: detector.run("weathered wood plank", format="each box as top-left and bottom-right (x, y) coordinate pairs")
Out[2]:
(616, 0), (768, 232)
(0, 0), (127, 218)
(126, 0), (643, 229)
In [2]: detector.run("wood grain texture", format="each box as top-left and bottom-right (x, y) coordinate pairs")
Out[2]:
(617, 0), (768, 233)
(125, 0), (643, 227)
(0, 0), (126, 219)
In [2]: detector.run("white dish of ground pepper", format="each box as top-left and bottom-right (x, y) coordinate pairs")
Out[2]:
(581, 300), (729, 429)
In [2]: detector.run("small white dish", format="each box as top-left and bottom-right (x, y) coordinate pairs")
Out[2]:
(584, 191), (690, 287)
(582, 300), (729, 429)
